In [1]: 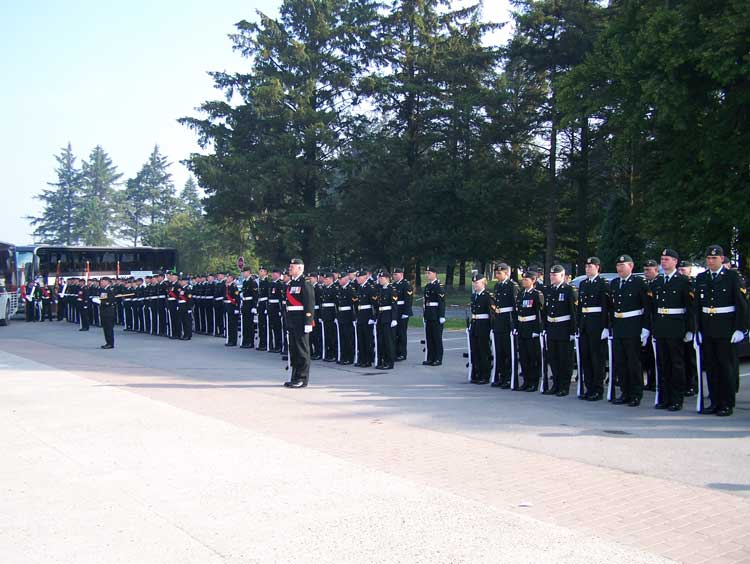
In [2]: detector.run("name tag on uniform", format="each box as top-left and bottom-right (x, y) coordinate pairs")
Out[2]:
(558, 293), (565, 301)
(523, 299), (533, 308)
(290, 287), (301, 294)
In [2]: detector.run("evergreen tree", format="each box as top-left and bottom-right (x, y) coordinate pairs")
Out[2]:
(78, 145), (122, 245)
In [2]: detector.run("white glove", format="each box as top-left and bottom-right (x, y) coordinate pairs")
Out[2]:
(601, 328), (609, 340)
(304, 325), (313, 333)
(569, 334), (575, 342)
(234, 310), (239, 315)
(439, 317), (446, 324)
(390, 320), (397, 328)
(532, 333), (540, 338)
(683, 331), (693, 343)
(401, 314), (408, 319)
(251, 308), (257, 314)
(731, 330), (745, 344)
(368, 319), (376, 325)
(640, 328), (650, 347)
(512, 329), (518, 336)
(696, 332), (703, 345)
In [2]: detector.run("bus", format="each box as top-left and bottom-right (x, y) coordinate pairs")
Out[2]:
(0, 241), (18, 326)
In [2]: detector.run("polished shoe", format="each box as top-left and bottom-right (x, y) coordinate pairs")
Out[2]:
(323, 358), (336, 362)
(181, 337), (192, 341)
(340, 360), (352, 365)
(542, 388), (559, 396)
(422, 361), (432, 366)
(518, 384), (529, 392)
(311, 355), (322, 361)
(700, 404), (718, 414)
(556, 390), (569, 397)
(476, 379), (489, 385)
(715, 407), (733, 417)
(490, 381), (502, 387)
(257, 347), (268, 352)
(627, 398), (641, 407)
(395, 356), (406, 361)
(578, 393), (589, 400)
(643, 384), (656, 392)
(375, 364), (387, 370)
(667, 403), (683, 412)
(612, 396), (629, 405)
(499, 382), (511, 389)
(684, 387), (696, 397)
(79, 328), (89, 331)
(225, 343), (236, 347)
(100, 344), (114, 349)
(283, 380), (307, 388)
(431, 361), (442, 366)
(586, 393), (603, 401)
(525, 386), (538, 392)
(654, 403), (669, 410)
(240, 345), (252, 349)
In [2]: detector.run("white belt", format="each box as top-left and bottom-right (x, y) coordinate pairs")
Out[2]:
(314, 305), (320, 309)
(702, 306), (735, 314)
(338, 306), (352, 311)
(214, 297), (223, 301)
(472, 313), (489, 320)
(397, 300), (405, 305)
(518, 315), (537, 322)
(358, 304), (372, 309)
(167, 298), (177, 301)
(614, 309), (644, 319)
(287, 305), (303, 311)
(497, 307), (513, 314)
(582, 306), (602, 313)
(258, 297), (268, 301)
(425, 302), (439, 307)
(322, 303), (336, 307)
(547, 315), (571, 323)
(657, 307), (686, 315)
(379, 306), (392, 311)
(223, 300), (235, 304)
(269, 299), (280, 304)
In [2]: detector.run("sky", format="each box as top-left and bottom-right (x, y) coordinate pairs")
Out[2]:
(0, 0), (513, 246)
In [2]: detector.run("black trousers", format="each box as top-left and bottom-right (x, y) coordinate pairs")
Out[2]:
(225, 309), (238, 346)
(580, 331), (605, 396)
(205, 301), (215, 336)
(79, 304), (89, 330)
(177, 305), (192, 339)
(240, 304), (255, 347)
(519, 336), (540, 388)
(424, 320), (443, 363)
(655, 337), (685, 406)
(396, 317), (409, 358)
(493, 330), (512, 383)
(642, 337), (656, 388)
(289, 328), (311, 382)
(322, 319), (337, 360)
(257, 308), (268, 349)
(470, 331), (491, 382)
(548, 338), (573, 392)
(214, 301), (224, 336)
(684, 340), (698, 391)
(377, 322), (396, 367)
(169, 304), (181, 339)
(269, 309), (282, 351)
(702, 336), (737, 409)
(337, 318), (355, 363)
(356, 320), (375, 364)
(101, 310), (115, 347)
(614, 337), (643, 400)
(41, 300), (52, 321)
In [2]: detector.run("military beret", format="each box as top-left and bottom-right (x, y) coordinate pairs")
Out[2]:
(393, 267), (404, 274)
(616, 254), (633, 264)
(705, 244), (723, 257)
(101, 276), (111, 282)
(378, 270), (391, 278)
(425, 265), (438, 273)
(644, 259), (658, 268)
(472, 272), (485, 282)
(550, 264), (565, 274)
(323, 272), (332, 278)
(679, 260), (693, 268)
(661, 248), (679, 260)
(258, 265), (268, 271)
(585, 257), (601, 266)
(494, 263), (510, 272)
(523, 271), (537, 280)
(347, 267), (358, 274)
(272, 267), (282, 273)
(290, 257), (304, 265)
(242, 266), (251, 272)
(331, 268), (341, 274)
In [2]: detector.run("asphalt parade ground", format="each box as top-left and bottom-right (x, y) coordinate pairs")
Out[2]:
(1, 321), (749, 564)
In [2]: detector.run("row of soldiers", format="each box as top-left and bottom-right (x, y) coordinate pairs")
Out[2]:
(466, 245), (747, 417)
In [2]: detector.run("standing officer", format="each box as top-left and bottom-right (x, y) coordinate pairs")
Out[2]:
(515, 271), (544, 391)
(491, 263), (518, 388)
(694, 245), (748, 416)
(177, 277), (193, 340)
(543, 265), (577, 396)
(268, 268), (284, 352)
(642, 259), (660, 391)
(319, 272), (338, 362)
(213, 273), (226, 337)
(422, 266), (446, 366)
(392, 268), (413, 361)
(77, 280), (90, 332)
(284, 258), (315, 388)
(256, 267), (270, 351)
(651, 249), (694, 411)
(468, 273), (494, 384)
(98, 277), (117, 349)
(375, 271), (398, 370)
(336, 271), (356, 364)
(610, 255), (652, 406)
(223, 273), (240, 347)
(576, 257), (610, 401)
(167, 273), (180, 339)
(310, 272), (323, 360)
(240, 267), (258, 348)
(678, 260), (699, 397)
(355, 270), (377, 367)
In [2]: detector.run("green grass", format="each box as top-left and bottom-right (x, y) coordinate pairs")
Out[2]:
(408, 316), (467, 331)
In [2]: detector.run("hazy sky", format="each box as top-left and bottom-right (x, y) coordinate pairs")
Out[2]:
(0, 1), (512, 245)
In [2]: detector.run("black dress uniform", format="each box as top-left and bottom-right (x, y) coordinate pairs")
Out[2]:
(257, 272), (270, 350)
(213, 277), (226, 337)
(336, 278), (356, 364)
(284, 261), (316, 388)
(98, 280), (117, 348)
(514, 277), (544, 391)
(469, 277), (494, 384)
(355, 279), (377, 367)
(491, 272), (518, 387)
(642, 273), (659, 392)
(268, 275), (284, 352)
(610, 259), (652, 406)
(543, 268), (578, 396)
(694, 246), (748, 416)
(167, 279), (180, 338)
(77, 284), (90, 331)
(223, 280), (240, 346)
(422, 268), (446, 366)
(576, 261), (610, 400)
(177, 282), (193, 340)
(651, 258), (694, 410)
(240, 273), (258, 348)
(319, 279), (339, 361)
(375, 275), (398, 369)
(311, 277), (323, 359)
(393, 270), (414, 360)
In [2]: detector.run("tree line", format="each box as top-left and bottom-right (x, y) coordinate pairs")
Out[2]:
(178, 0), (749, 281)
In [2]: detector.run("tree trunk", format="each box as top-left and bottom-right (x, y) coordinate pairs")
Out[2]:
(576, 117), (590, 276)
(458, 260), (466, 290)
(415, 261), (422, 289)
(545, 82), (559, 275)
(445, 263), (455, 290)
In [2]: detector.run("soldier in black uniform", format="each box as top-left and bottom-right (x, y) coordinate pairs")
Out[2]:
(166, 272), (180, 339)
(694, 245), (748, 416)
(213, 273), (226, 337)
(491, 263), (518, 388)
(642, 259), (660, 391)
(468, 273), (494, 384)
(157, 273), (169, 336)
(176, 277), (193, 340)
(355, 270), (377, 367)
(223, 273), (240, 347)
(515, 271), (544, 391)
(284, 258), (316, 388)
(98, 277), (117, 348)
(240, 267), (258, 348)
(375, 271), (398, 370)
(422, 266), (446, 366)
(678, 260), (699, 396)
(392, 268), (413, 360)
(576, 257), (610, 401)
(610, 254), (652, 406)
(133, 278), (144, 333)
(651, 249), (694, 411)
(336, 272), (356, 364)
(543, 265), (577, 396)
(310, 272), (323, 360)
(77, 281), (90, 331)
(268, 268), (284, 352)
(256, 267), (270, 351)
(319, 272), (338, 361)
